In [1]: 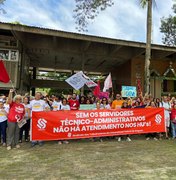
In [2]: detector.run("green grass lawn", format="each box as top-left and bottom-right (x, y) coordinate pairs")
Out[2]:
(0, 137), (176, 180)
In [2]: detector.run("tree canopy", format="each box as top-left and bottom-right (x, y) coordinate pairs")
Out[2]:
(0, 0), (6, 14)
(160, 4), (176, 46)
(74, 0), (114, 32)
(74, 0), (149, 32)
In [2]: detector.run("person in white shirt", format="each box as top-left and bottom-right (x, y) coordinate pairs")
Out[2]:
(30, 92), (50, 147)
(60, 98), (70, 110)
(58, 98), (70, 144)
(19, 97), (31, 143)
(160, 96), (171, 139)
(101, 98), (111, 109)
(0, 100), (8, 146)
(52, 96), (62, 111)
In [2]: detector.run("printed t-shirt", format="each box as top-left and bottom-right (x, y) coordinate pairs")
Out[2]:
(8, 102), (25, 122)
(23, 104), (30, 119)
(60, 104), (70, 110)
(52, 101), (62, 111)
(68, 99), (80, 110)
(0, 107), (8, 122)
(30, 99), (46, 112)
(111, 100), (124, 109)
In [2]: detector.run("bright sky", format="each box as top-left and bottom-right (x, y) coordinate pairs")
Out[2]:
(0, 0), (174, 45)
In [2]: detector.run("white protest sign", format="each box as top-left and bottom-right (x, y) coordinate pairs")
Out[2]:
(65, 71), (86, 90)
(121, 86), (137, 97)
(66, 71), (97, 89)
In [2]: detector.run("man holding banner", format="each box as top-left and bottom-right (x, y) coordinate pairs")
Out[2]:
(68, 93), (80, 110)
(30, 92), (50, 147)
(111, 94), (124, 109)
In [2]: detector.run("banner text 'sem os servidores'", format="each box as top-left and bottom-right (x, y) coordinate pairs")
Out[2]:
(31, 108), (165, 141)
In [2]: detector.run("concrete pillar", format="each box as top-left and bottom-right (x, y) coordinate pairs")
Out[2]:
(31, 67), (36, 96)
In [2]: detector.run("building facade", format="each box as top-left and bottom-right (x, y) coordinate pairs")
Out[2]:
(0, 23), (175, 97)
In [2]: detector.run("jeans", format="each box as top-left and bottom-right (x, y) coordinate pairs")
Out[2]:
(171, 122), (176, 138)
(19, 119), (30, 141)
(0, 120), (7, 143)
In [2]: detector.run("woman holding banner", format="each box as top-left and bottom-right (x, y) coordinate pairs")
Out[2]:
(60, 98), (70, 110)
(145, 101), (158, 140)
(101, 98), (111, 109)
(30, 92), (50, 147)
(58, 98), (70, 144)
(120, 101), (132, 142)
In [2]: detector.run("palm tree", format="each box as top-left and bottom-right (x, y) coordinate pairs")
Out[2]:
(141, 0), (152, 95)
(74, 0), (153, 95)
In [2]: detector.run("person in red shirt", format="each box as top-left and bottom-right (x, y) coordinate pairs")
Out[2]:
(68, 93), (80, 110)
(6, 89), (25, 150)
(171, 102), (176, 139)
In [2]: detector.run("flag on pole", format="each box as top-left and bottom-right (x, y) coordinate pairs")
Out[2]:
(65, 71), (86, 90)
(0, 60), (10, 83)
(93, 81), (101, 97)
(137, 78), (142, 95)
(65, 71), (97, 90)
(93, 81), (109, 98)
(103, 73), (112, 92)
(81, 73), (97, 88)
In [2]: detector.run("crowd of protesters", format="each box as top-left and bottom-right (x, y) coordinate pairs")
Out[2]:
(0, 89), (176, 150)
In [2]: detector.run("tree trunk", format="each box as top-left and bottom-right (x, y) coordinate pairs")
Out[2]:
(144, 0), (152, 95)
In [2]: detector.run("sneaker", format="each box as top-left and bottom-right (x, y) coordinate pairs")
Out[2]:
(100, 138), (103, 142)
(153, 137), (158, 141)
(16, 145), (20, 149)
(25, 139), (29, 142)
(63, 141), (69, 144)
(90, 138), (95, 142)
(39, 142), (44, 146)
(126, 137), (132, 142)
(7, 146), (11, 150)
(58, 141), (62, 145)
(118, 137), (121, 142)
(2, 143), (6, 147)
(19, 140), (22, 143)
(31, 142), (37, 148)
(146, 137), (150, 141)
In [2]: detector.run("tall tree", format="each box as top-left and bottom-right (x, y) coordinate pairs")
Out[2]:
(0, 0), (6, 14)
(74, 0), (153, 95)
(160, 4), (176, 46)
(144, 0), (152, 95)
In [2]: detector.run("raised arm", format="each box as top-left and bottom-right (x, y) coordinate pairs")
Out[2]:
(7, 89), (14, 104)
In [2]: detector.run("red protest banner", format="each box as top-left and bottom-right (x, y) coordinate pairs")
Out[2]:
(31, 108), (165, 141)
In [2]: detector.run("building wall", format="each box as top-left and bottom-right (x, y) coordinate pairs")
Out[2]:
(0, 36), (30, 94)
(131, 57), (176, 98)
(112, 60), (131, 93)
